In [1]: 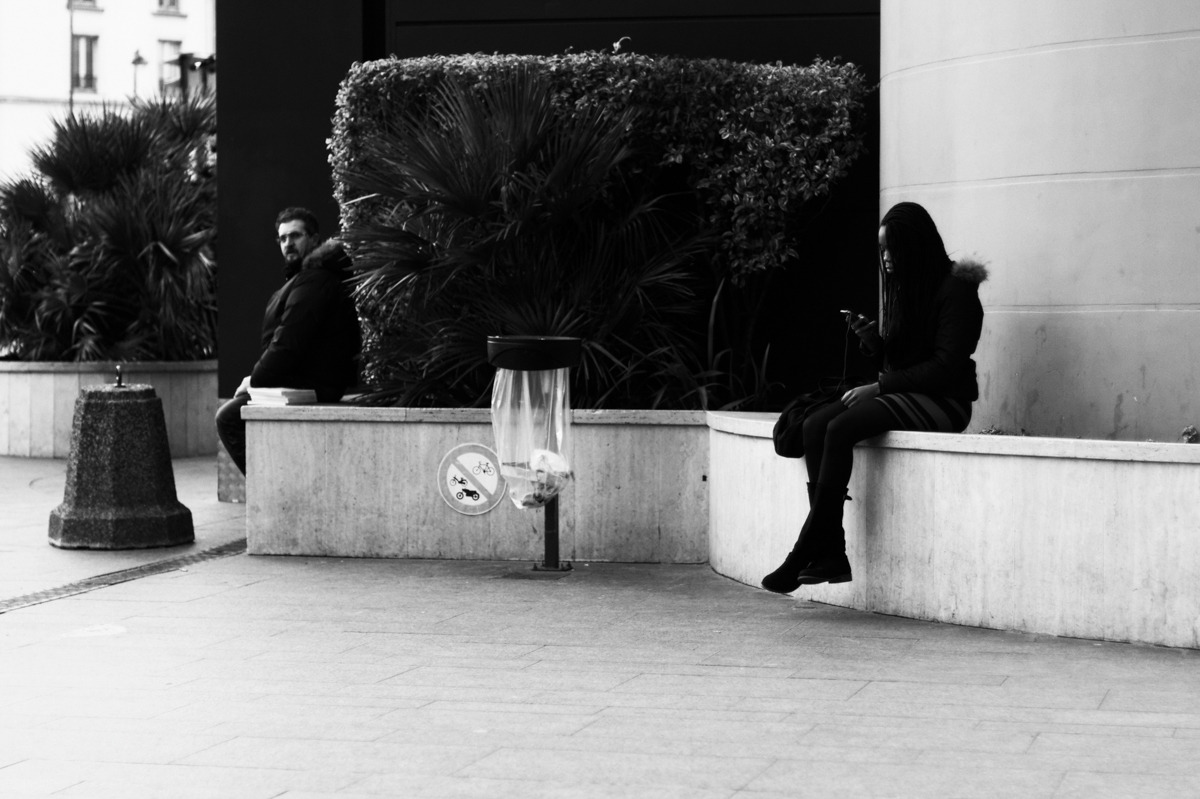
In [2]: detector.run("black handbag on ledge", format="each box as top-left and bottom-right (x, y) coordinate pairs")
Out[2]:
(771, 377), (864, 458)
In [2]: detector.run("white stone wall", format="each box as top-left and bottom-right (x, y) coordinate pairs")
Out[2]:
(708, 411), (1200, 649)
(881, 0), (1200, 440)
(0, 361), (218, 458)
(244, 408), (710, 564)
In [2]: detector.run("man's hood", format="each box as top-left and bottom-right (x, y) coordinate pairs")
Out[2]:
(302, 239), (352, 273)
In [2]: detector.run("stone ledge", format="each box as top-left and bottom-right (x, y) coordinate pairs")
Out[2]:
(244, 408), (710, 562)
(708, 411), (1200, 649)
(0, 360), (218, 374)
(706, 410), (1200, 464)
(243, 405), (707, 425)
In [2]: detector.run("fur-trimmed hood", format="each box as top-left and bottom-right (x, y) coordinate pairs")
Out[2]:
(951, 257), (989, 285)
(302, 238), (352, 273)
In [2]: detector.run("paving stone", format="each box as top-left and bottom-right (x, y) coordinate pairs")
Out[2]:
(178, 737), (494, 775)
(1051, 770), (1200, 799)
(849, 680), (1108, 711)
(975, 720), (1177, 738)
(0, 728), (232, 765)
(459, 748), (773, 791)
(1030, 732), (1200, 760)
(378, 665), (635, 692)
(610, 672), (866, 701)
(0, 759), (358, 797)
(340, 774), (739, 798)
(744, 760), (1065, 798)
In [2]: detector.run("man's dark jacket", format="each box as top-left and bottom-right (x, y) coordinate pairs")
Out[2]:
(251, 240), (360, 401)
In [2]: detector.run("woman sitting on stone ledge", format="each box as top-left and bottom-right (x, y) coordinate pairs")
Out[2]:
(762, 201), (988, 593)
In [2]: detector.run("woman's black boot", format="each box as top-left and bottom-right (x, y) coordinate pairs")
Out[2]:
(760, 483), (817, 594)
(762, 483), (848, 593)
(796, 484), (852, 585)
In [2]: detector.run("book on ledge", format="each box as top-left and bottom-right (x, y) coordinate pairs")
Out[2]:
(247, 387), (318, 406)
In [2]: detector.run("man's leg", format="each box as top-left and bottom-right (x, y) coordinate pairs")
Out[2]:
(215, 393), (251, 475)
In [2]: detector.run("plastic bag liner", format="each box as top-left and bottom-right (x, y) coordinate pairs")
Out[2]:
(491, 367), (573, 509)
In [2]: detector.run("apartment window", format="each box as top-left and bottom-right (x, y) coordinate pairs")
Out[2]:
(159, 0), (179, 10)
(71, 35), (98, 91)
(160, 40), (182, 95)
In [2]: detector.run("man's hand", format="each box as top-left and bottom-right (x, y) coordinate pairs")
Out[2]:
(235, 375), (251, 397)
(850, 314), (883, 352)
(841, 382), (880, 408)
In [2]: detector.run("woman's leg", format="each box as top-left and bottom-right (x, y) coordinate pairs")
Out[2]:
(801, 399), (849, 485)
(764, 400), (857, 593)
(815, 398), (900, 489)
(797, 397), (970, 584)
(764, 398), (907, 593)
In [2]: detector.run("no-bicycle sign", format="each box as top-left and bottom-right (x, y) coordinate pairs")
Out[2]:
(437, 443), (506, 515)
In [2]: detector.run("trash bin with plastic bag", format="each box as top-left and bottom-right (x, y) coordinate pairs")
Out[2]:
(487, 336), (582, 571)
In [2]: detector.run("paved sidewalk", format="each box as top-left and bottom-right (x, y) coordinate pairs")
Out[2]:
(2, 459), (1200, 797)
(0, 456), (246, 601)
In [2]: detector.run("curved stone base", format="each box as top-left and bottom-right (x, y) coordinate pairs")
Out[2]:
(49, 504), (195, 549)
(48, 384), (195, 551)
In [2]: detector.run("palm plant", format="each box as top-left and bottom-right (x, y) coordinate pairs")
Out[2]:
(342, 67), (711, 408)
(0, 94), (217, 361)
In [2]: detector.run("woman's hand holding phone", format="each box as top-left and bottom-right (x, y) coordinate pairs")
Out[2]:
(844, 310), (883, 351)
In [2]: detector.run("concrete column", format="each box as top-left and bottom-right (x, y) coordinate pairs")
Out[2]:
(880, 1), (1200, 440)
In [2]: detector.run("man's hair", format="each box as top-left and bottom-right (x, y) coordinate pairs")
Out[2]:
(274, 207), (319, 236)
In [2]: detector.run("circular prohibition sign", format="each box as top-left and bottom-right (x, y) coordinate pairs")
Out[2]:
(437, 443), (506, 516)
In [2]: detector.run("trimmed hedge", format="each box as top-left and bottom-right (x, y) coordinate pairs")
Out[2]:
(330, 51), (868, 282)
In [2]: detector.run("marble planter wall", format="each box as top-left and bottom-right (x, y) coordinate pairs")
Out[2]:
(708, 411), (1200, 649)
(0, 360), (219, 458)
(243, 407), (708, 563)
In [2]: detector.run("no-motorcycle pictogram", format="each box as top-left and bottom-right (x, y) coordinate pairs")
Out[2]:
(437, 443), (505, 515)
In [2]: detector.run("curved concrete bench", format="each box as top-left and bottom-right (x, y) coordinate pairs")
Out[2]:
(707, 411), (1200, 649)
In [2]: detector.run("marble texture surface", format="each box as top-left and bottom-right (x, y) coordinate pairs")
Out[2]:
(243, 409), (708, 564)
(0, 360), (219, 458)
(708, 410), (1200, 649)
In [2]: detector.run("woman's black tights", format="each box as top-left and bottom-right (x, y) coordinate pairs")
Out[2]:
(801, 398), (900, 488)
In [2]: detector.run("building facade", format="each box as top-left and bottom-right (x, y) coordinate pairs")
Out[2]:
(882, 0), (1200, 440)
(0, 0), (215, 180)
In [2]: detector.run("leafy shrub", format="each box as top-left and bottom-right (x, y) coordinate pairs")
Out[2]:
(331, 51), (868, 408)
(0, 95), (217, 361)
(342, 67), (710, 407)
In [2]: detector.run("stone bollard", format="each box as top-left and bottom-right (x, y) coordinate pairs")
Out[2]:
(49, 384), (194, 549)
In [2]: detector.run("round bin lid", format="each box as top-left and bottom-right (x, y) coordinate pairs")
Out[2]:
(486, 336), (582, 370)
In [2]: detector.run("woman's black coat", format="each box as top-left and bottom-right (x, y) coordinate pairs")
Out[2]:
(866, 260), (988, 401)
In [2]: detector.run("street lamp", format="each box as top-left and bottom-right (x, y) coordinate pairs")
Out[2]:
(132, 50), (147, 97)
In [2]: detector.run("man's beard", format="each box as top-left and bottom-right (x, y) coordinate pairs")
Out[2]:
(283, 250), (303, 278)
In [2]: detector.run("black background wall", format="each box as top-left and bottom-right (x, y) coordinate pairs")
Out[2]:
(218, 0), (880, 399)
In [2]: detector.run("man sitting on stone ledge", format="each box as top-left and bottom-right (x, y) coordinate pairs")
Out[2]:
(215, 207), (361, 475)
